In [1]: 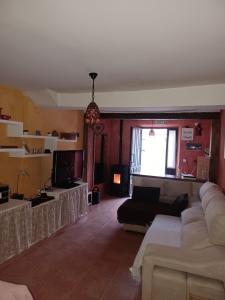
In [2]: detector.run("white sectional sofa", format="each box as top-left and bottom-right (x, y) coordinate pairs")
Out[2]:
(131, 181), (225, 300)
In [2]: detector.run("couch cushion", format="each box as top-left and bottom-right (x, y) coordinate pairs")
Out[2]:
(173, 193), (188, 211)
(159, 195), (176, 204)
(165, 180), (192, 198)
(199, 181), (219, 199)
(181, 206), (204, 225)
(132, 186), (160, 203)
(152, 267), (187, 300)
(182, 220), (212, 250)
(187, 274), (224, 300)
(201, 187), (222, 212)
(204, 192), (225, 245)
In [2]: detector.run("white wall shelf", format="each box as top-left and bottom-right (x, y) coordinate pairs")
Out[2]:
(57, 138), (77, 143)
(1, 118), (77, 155)
(0, 119), (23, 126)
(0, 148), (24, 153)
(12, 134), (58, 140)
(4, 121), (58, 153)
(9, 153), (51, 158)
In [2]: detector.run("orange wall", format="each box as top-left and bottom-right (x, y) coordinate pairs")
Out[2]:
(0, 85), (84, 197)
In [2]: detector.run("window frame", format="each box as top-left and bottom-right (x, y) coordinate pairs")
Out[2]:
(130, 126), (178, 177)
(165, 127), (178, 176)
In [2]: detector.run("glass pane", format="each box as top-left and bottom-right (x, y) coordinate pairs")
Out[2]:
(167, 130), (176, 168)
(140, 129), (167, 176)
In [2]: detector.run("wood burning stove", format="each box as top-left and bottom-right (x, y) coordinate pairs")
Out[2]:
(110, 164), (129, 197)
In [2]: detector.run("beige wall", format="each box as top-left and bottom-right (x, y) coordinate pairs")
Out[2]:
(0, 85), (84, 197)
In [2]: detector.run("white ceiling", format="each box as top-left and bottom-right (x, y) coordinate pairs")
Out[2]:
(1, 0), (225, 94)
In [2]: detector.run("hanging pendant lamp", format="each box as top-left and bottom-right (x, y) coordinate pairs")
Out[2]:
(149, 120), (155, 136)
(84, 72), (100, 125)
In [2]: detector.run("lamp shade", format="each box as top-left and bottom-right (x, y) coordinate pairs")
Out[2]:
(84, 101), (100, 125)
(84, 72), (100, 125)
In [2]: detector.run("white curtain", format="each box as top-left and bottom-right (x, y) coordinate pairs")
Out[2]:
(130, 127), (142, 174)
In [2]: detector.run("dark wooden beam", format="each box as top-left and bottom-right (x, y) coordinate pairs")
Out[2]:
(209, 119), (220, 183)
(119, 120), (123, 165)
(100, 112), (220, 120)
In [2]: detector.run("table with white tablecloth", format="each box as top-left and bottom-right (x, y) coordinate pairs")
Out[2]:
(0, 183), (88, 263)
(31, 182), (88, 244)
(0, 200), (31, 264)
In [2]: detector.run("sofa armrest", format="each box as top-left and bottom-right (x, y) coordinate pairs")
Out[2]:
(142, 244), (225, 300)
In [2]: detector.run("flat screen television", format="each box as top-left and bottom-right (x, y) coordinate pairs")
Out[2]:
(52, 150), (84, 188)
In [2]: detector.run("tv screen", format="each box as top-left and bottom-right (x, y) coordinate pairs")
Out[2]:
(52, 150), (84, 188)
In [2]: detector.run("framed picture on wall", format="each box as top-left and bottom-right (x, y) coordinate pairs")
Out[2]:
(181, 128), (194, 141)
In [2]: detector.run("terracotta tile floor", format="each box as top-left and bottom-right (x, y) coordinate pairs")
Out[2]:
(0, 197), (143, 300)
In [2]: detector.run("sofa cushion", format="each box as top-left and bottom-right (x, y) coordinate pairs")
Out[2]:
(181, 206), (204, 225)
(159, 195), (176, 204)
(132, 186), (160, 203)
(182, 220), (212, 250)
(201, 186), (222, 212)
(173, 193), (188, 212)
(187, 274), (225, 300)
(117, 198), (158, 225)
(165, 180), (192, 198)
(199, 181), (219, 199)
(204, 192), (225, 245)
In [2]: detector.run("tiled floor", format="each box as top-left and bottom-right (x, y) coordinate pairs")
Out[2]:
(0, 197), (143, 300)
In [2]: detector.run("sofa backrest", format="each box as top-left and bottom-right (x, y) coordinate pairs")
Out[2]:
(132, 175), (203, 204)
(132, 176), (165, 194)
(200, 182), (225, 246)
(199, 181), (218, 199)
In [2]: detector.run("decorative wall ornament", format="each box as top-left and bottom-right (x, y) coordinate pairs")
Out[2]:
(181, 127), (194, 140)
(92, 123), (104, 135)
(194, 122), (203, 136)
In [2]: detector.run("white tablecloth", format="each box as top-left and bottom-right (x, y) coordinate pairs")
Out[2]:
(0, 183), (88, 263)
(31, 183), (88, 244)
(0, 200), (31, 264)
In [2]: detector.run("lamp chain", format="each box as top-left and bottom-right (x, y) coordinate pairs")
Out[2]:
(92, 77), (95, 102)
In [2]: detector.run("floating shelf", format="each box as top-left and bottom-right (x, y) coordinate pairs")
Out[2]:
(0, 119), (23, 126)
(1, 118), (77, 155)
(18, 134), (57, 140)
(57, 138), (77, 143)
(9, 153), (51, 158)
(0, 148), (24, 153)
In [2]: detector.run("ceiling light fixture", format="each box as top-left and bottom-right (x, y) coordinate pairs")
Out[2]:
(149, 120), (155, 136)
(84, 72), (100, 126)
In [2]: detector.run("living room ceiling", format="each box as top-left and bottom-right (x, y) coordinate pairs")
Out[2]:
(1, 0), (225, 94)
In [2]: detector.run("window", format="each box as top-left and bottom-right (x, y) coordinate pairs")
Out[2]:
(130, 127), (178, 177)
